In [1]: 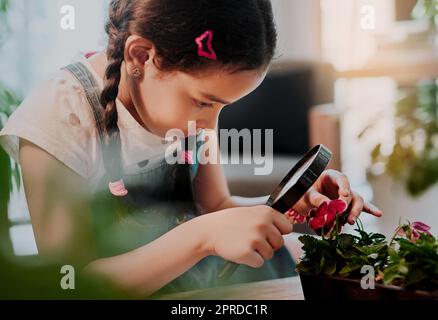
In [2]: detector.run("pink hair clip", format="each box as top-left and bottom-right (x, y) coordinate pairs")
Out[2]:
(195, 30), (217, 60)
(109, 179), (128, 197)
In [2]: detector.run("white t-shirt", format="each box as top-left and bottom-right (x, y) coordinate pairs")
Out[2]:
(0, 53), (184, 193)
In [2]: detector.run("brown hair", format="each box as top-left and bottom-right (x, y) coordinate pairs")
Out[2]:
(100, 0), (277, 183)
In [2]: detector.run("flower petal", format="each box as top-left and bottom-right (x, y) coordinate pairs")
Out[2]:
(309, 215), (326, 229)
(396, 227), (406, 237)
(316, 201), (330, 217)
(412, 221), (431, 232)
(307, 208), (317, 220)
(329, 199), (348, 214)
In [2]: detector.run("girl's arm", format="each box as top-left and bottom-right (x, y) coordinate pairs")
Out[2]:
(19, 139), (211, 296)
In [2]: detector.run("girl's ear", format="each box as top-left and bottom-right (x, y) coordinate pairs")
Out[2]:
(124, 35), (156, 76)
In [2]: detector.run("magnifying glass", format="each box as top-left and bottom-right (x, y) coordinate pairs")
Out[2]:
(217, 144), (332, 281)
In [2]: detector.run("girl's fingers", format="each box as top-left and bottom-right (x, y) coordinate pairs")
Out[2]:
(347, 192), (364, 225)
(272, 211), (294, 235)
(246, 251), (265, 268)
(329, 171), (353, 204)
(297, 170), (383, 222)
(333, 172), (351, 196)
(324, 171), (383, 220)
(306, 188), (330, 208)
(363, 202), (383, 217)
(267, 225), (285, 251)
(347, 197), (383, 224)
(254, 239), (275, 261)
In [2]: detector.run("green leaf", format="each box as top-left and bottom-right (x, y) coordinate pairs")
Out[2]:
(298, 235), (317, 248)
(322, 259), (337, 276)
(354, 243), (387, 256)
(296, 261), (313, 273)
(370, 233), (386, 243)
(336, 248), (355, 259)
(383, 267), (402, 285)
(337, 233), (355, 250)
(339, 263), (362, 277)
(319, 255), (325, 270)
(405, 268), (428, 287)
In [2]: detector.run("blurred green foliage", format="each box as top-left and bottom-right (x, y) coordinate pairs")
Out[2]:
(369, 80), (438, 197)
(0, 0), (20, 260)
(0, 0), (10, 45)
(413, 0), (438, 24)
(0, 0), (19, 259)
(0, 88), (129, 298)
(0, 0), (9, 12)
(0, 136), (14, 256)
(0, 257), (127, 299)
(0, 1), (129, 299)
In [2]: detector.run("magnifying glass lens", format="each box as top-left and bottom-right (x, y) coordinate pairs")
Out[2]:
(273, 153), (318, 204)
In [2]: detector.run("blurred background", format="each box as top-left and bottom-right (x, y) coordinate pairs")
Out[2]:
(1, 0), (438, 270)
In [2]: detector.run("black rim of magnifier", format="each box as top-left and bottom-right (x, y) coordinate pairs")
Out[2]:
(217, 145), (332, 280)
(266, 144), (332, 213)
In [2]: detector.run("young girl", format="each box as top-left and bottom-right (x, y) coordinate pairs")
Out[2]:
(0, 0), (381, 297)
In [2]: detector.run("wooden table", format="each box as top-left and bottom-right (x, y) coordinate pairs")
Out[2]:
(155, 276), (304, 300)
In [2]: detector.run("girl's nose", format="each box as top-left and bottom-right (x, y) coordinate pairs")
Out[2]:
(197, 118), (218, 131)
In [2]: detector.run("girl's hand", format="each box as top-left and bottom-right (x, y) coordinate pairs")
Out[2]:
(201, 205), (293, 268)
(292, 169), (383, 225)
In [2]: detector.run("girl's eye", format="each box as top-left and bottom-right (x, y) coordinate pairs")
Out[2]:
(195, 100), (214, 109)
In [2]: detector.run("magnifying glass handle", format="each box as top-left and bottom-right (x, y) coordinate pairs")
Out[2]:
(217, 261), (239, 280)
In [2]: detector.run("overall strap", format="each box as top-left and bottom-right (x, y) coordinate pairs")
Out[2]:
(62, 62), (106, 147)
(62, 62), (120, 183)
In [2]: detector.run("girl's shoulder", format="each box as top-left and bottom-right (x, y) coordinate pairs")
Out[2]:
(0, 66), (99, 180)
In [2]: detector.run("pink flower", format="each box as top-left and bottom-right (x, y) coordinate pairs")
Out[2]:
(394, 221), (432, 243)
(412, 221), (432, 236)
(308, 212), (327, 230)
(396, 226), (407, 237)
(306, 199), (348, 236)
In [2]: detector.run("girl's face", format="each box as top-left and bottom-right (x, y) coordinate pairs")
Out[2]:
(129, 63), (267, 138)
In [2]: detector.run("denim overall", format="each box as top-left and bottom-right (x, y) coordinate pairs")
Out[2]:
(63, 62), (296, 297)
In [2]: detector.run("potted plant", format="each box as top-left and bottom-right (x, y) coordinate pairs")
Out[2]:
(295, 200), (438, 300)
